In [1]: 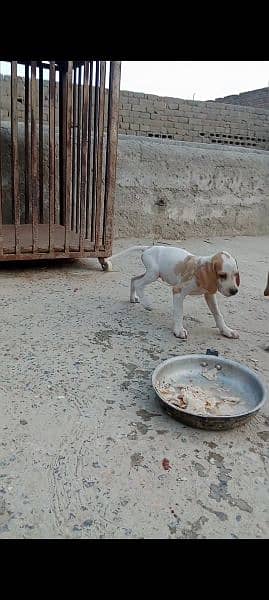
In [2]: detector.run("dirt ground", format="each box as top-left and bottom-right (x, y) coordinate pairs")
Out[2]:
(0, 235), (268, 539)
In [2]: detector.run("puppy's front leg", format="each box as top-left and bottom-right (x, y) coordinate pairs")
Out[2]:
(204, 293), (239, 339)
(172, 287), (188, 340)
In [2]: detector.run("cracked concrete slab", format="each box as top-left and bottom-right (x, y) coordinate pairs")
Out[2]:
(0, 234), (268, 539)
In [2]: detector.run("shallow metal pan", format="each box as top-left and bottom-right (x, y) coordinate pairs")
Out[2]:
(152, 354), (267, 430)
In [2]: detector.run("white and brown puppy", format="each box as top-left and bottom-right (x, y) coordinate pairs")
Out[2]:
(110, 245), (240, 340)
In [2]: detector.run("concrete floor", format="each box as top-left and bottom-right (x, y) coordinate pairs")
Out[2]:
(0, 235), (268, 539)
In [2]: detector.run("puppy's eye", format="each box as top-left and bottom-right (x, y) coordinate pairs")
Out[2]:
(219, 273), (227, 280)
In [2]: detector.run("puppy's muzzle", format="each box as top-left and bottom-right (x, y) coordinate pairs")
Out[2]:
(229, 288), (238, 296)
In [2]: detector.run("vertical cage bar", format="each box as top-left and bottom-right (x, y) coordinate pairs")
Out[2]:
(64, 61), (73, 253)
(39, 64), (44, 223)
(11, 61), (20, 254)
(0, 71), (3, 255)
(31, 62), (38, 253)
(58, 67), (65, 226)
(49, 62), (56, 253)
(75, 65), (82, 233)
(94, 61), (106, 249)
(86, 61), (93, 239)
(24, 63), (30, 224)
(0, 145), (2, 255)
(79, 62), (89, 252)
(71, 67), (78, 231)
(91, 61), (100, 243)
(103, 61), (121, 249)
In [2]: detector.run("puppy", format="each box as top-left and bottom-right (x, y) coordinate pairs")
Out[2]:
(110, 245), (240, 340)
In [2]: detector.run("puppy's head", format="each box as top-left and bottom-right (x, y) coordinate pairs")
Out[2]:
(196, 251), (240, 297)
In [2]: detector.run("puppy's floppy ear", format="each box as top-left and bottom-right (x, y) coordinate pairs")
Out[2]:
(196, 259), (218, 294)
(235, 258), (240, 287)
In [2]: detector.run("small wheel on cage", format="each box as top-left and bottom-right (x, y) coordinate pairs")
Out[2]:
(99, 258), (113, 272)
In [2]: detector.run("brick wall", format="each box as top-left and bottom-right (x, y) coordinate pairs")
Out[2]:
(118, 90), (269, 150)
(214, 87), (269, 110)
(1, 75), (269, 150)
(0, 75), (59, 124)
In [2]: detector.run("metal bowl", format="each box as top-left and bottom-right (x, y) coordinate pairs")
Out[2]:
(152, 354), (267, 430)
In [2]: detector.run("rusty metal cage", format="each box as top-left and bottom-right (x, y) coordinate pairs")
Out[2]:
(0, 60), (121, 267)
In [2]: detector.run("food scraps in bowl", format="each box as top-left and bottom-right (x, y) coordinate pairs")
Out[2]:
(156, 381), (243, 417)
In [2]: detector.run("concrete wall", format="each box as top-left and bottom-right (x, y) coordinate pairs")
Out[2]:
(1, 75), (269, 151)
(1, 125), (269, 240)
(114, 135), (269, 239)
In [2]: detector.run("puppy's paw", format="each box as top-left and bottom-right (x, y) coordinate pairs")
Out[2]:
(141, 300), (153, 311)
(143, 304), (153, 311)
(221, 328), (239, 339)
(174, 327), (188, 340)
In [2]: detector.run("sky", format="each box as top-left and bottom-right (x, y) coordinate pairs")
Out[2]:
(1, 61), (269, 100)
(120, 61), (269, 100)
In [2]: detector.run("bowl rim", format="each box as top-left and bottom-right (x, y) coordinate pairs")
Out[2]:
(152, 353), (267, 420)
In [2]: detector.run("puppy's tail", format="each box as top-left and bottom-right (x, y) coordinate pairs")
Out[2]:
(264, 272), (269, 296)
(108, 245), (150, 261)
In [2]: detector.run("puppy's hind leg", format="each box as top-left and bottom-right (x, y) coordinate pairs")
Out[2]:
(130, 269), (158, 310)
(130, 273), (144, 303)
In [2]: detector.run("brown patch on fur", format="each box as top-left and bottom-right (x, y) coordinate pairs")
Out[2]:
(196, 253), (223, 294)
(264, 272), (269, 296)
(174, 261), (184, 276)
(213, 252), (224, 272)
(174, 255), (198, 284)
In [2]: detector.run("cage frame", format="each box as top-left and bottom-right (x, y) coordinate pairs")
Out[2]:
(0, 60), (121, 268)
